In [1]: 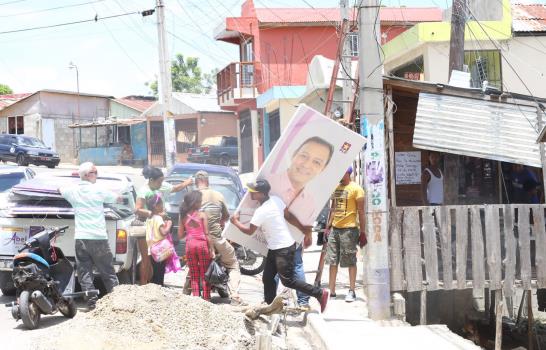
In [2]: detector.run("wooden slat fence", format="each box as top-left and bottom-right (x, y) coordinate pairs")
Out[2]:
(389, 204), (546, 295)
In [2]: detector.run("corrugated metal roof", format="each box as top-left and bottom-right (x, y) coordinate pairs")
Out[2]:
(414, 93), (541, 167)
(512, 3), (546, 32)
(172, 93), (224, 113)
(113, 98), (155, 112)
(254, 7), (443, 24)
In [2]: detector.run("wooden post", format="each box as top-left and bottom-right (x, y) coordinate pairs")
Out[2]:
(528, 289), (534, 350)
(448, 0), (467, 79)
(494, 289), (503, 350)
(386, 86), (397, 208)
(420, 288), (427, 325)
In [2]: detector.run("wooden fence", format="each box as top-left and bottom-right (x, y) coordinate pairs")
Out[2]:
(389, 204), (546, 296)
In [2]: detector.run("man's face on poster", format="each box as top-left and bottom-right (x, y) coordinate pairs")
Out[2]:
(287, 141), (331, 186)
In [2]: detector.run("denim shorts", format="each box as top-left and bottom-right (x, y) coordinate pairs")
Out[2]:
(326, 227), (359, 267)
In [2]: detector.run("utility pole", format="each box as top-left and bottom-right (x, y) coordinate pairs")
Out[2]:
(448, 0), (467, 78)
(359, 0), (391, 320)
(340, 0), (352, 119)
(156, 0), (175, 168)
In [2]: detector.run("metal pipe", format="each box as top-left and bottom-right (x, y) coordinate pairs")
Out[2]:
(31, 290), (53, 314)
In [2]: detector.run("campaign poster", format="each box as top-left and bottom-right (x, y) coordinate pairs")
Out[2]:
(223, 104), (367, 255)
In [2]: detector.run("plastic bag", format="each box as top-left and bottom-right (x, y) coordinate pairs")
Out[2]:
(204, 260), (229, 286)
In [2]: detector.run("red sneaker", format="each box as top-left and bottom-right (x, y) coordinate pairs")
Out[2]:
(319, 289), (330, 313)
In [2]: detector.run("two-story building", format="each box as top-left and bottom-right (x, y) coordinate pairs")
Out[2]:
(384, 0), (546, 99)
(214, 0), (443, 173)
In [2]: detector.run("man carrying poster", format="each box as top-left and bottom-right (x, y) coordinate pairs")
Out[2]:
(230, 179), (330, 313)
(223, 105), (367, 258)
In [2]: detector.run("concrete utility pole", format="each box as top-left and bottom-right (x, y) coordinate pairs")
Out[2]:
(359, 0), (391, 320)
(448, 0), (467, 78)
(156, 0), (175, 168)
(340, 0), (352, 119)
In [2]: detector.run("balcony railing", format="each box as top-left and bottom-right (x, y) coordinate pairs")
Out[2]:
(216, 62), (257, 106)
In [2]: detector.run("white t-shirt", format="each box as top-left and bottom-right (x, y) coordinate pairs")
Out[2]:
(250, 196), (295, 250)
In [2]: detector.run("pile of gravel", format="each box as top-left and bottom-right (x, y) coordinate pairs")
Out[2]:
(34, 284), (254, 350)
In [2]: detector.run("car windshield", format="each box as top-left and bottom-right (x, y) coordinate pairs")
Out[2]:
(17, 137), (46, 148)
(0, 173), (25, 192)
(167, 178), (240, 212)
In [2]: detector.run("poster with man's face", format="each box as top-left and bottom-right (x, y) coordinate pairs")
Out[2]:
(223, 104), (367, 255)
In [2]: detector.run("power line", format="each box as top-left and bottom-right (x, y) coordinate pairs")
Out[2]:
(0, 11), (147, 35)
(0, 0), (26, 6)
(0, 0), (105, 18)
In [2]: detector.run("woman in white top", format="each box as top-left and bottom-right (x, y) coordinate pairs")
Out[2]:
(421, 151), (444, 205)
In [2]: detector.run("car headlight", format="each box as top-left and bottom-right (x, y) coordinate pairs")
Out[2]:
(27, 150), (39, 156)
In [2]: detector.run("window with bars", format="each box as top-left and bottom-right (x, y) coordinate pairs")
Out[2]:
(464, 50), (502, 90)
(348, 33), (359, 57)
(8, 116), (24, 134)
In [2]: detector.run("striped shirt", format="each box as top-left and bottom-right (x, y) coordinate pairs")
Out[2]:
(61, 181), (118, 240)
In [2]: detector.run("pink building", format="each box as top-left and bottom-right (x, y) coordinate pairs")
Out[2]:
(214, 0), (442, 172)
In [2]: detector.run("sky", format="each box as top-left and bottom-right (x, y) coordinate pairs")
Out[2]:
(0, 0), (545, 98)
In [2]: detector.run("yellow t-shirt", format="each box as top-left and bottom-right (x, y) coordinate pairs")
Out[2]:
(146, 215), (166, 249)
(331, 182), (365, 228)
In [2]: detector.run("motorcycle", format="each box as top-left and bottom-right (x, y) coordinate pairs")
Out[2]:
(5, 226), (98, 329)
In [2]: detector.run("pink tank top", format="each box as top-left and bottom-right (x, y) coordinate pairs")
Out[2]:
(184, 212), (207, 241)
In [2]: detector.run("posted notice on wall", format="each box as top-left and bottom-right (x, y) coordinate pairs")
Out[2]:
(395, 151), (421, 185)
(223, 104), (367, 256)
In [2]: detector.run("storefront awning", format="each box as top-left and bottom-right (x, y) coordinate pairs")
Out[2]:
(68, 118), (146, 128)
(414, 93), (542, 167)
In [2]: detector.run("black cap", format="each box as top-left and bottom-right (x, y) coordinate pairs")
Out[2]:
(247, 179), (271, 194)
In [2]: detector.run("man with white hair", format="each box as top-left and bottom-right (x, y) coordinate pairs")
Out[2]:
(59, 162), (119, 310)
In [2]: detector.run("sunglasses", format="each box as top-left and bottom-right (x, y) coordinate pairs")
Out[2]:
(88, 170), (98, 175)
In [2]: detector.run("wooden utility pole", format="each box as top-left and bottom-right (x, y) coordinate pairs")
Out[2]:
(359, 0), (391, 320)
(340, 0), (352, 119)
(156, 0), (175, 168)
(448, 0), (467, 78)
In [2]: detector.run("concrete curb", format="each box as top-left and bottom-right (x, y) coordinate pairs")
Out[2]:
(304, 312), (336, 350)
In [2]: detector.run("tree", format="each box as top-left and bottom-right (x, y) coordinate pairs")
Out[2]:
(0, 84), (13, 95)
(146, 54), (216, 95)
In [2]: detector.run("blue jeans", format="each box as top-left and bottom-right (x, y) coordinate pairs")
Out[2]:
(272, 245), (311, 305)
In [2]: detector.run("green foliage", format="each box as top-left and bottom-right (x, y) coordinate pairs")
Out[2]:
(146, 55), (216, 95)
(0, 84), (13, 95)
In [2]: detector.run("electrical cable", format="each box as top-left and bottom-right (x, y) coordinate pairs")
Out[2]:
(0, 11), (144, 35)
(0, 0), (105, 18)
(0, 0), (26, 6)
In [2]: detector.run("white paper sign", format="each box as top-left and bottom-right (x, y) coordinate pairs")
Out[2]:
(223, 104), (367, 256)
(395, 151), (421, 185)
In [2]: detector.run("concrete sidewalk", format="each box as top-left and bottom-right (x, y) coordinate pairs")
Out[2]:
(299, 243), (481, 350)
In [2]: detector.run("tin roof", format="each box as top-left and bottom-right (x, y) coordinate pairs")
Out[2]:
(0, 93), (32, 109)
(254, 7), (443, 24)
(512, 3), (546, 32)
(113, 97), (155, 112)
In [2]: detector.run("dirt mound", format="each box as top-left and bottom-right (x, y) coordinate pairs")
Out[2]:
(34, 284), (254, 350)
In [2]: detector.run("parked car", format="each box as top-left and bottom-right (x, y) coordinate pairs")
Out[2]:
(0, 134), (60, 168)
(0, 172), (137, 295)
(0, 165), (35, 193)
(167, 162), (244, 197)
(187, 136), (238, 166)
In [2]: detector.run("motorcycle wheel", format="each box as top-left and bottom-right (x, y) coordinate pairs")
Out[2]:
(59, 297), (77, 318)
(19, 290), (41, 330)
(238, 248), (266, 276)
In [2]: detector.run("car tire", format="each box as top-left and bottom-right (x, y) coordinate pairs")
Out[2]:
(16, 154), (28, 166)
(0, 272), (16, 296)
(219, 155), (231, 166)
(47, 164), (55, 169)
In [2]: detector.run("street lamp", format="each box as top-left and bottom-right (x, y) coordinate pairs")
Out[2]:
(68, 61), (80, 120)
(68, 62), (81, 160)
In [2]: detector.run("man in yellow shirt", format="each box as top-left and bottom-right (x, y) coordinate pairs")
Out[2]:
(326, 167), (366, 302)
